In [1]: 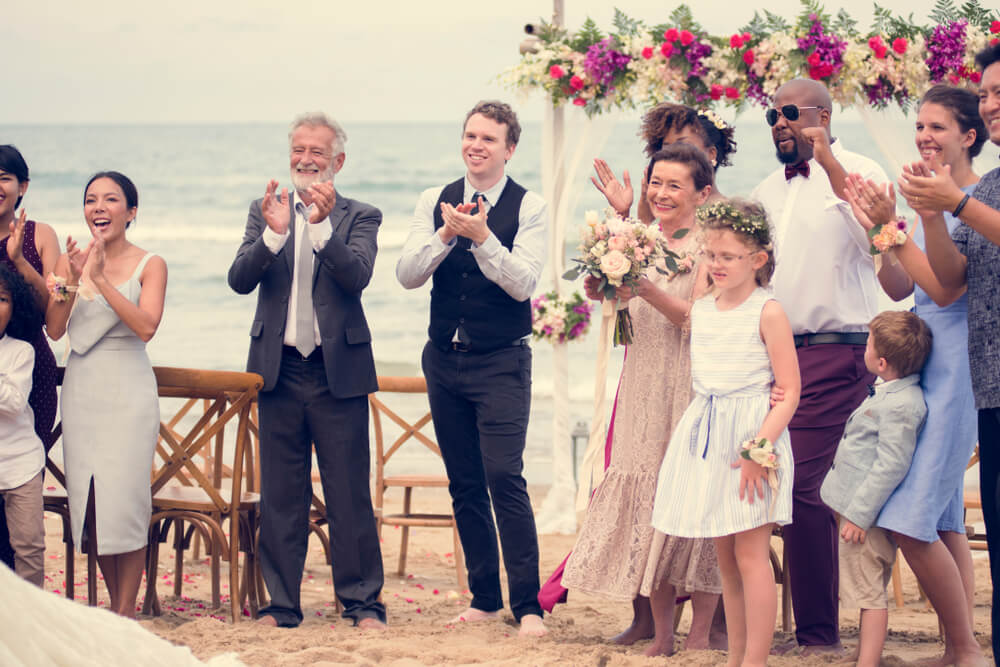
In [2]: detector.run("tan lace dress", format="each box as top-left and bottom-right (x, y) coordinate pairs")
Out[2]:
(562, 234), (721, 599)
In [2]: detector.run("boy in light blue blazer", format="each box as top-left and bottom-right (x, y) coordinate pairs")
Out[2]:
(820, 310), (932, 667)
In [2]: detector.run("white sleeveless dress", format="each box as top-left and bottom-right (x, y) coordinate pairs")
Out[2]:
(62, 253), (160, 555)
(650, 287), (793, 538)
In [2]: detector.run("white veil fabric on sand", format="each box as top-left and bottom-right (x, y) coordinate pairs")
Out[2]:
(0, 564), (242, 667)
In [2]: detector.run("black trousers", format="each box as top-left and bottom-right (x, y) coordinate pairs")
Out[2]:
(422, 341), (542, 620)
(257, 349), (385, 626)
(978, 407), (1000, 659)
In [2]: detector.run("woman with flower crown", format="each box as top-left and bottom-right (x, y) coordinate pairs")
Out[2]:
(551, 143), (723, 657)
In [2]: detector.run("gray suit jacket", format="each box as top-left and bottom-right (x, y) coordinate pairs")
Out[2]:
(228, 190), (380, 397)
(820, 374), (926, 530)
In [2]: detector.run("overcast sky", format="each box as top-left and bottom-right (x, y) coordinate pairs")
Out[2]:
(5, 0), (946, 124)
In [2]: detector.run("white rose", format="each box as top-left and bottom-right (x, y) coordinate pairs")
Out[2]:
(600, 250), (631, 283)
(585, 210), (600, 226)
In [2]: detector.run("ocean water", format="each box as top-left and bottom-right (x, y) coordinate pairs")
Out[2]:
(3, 120), (997, 484)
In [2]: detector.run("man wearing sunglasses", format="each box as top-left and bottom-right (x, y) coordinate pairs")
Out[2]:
(751, 78), (887, 656)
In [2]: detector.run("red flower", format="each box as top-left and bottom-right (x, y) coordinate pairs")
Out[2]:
(868, 36), (883, 50)
(991, 20), (1000, 33)
(970, 71), (982, 83)
(743, 49), (755, 66)
(679, 30), (695, 46)
(742, 32), (752, 43)
(730, 34), (744, 48)
(642, 46), (654, 60)
(664, 28), (680, 42)
(892, 38), (908, 54)
(572, 97), (587, 107)
(807, 52), (821, 66)
(569, 75), (585, 91)
(948, 73), (961, 84)
(809, 63), (834, 80)
(875, 46), (888, 59)
(661, 41), (674, 58)
(992, 38), (1000, 46)
(710, 83), (724, 100)
(724, 86), (740, 99)
(549, 65), (564, 79)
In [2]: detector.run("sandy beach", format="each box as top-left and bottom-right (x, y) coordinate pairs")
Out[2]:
(36, 482), (993, 666)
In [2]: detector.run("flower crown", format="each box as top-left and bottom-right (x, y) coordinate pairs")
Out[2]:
(696, 201), (772, 249)
(697, 109), (730, 131)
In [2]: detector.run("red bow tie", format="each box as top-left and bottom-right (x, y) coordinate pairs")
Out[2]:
(785, 161), (810, 180)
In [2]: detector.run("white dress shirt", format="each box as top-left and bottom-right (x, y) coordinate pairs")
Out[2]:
(261, 200), (333, 348)
(396, 175), (548, 302)
(751, 140), (887, 334)
(0, 336), (44, 491)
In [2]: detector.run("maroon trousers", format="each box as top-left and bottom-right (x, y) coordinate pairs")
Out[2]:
(782, 342), (872, 646)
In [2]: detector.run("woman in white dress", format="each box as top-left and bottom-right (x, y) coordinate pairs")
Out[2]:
(46, 171), (167, 618)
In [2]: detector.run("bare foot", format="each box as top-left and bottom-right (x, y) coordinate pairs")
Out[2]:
(643, 636), (675, 657)
(357, 617), (387, 631)
(256, 614), (278, 627)
(518, 614), (547, 638)
(684, 635), (711, 650)
(611, 620), (654, 645)
(446, 607), (499, 625)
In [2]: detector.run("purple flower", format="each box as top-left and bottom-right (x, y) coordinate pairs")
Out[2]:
(926, 20), (967, 83)
(684, 39), (713, 78)
(584, 38), (632, 87)
(797, 16), (846, 79)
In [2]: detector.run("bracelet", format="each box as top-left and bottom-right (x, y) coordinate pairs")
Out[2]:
(45, 274), (78, 303)
(868, 218), (908, 255)
(952, 193), (970, 218)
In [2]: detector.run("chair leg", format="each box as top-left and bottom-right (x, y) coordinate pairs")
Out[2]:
(891, 557), (905, 608)
(210, 534), (221, 609)
(397, 488), (412, 577)
(143, 522), (162, 616)
(173, 520), (186, 597)
(452, 524), (467, 590)
(781, 540), (792, 633)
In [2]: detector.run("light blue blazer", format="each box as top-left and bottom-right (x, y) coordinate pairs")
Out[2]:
(820, 374), (927, 530)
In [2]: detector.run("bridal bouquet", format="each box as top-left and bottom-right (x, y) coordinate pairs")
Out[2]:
(531, 291), (593, 345)
(563, 207), (685, 345)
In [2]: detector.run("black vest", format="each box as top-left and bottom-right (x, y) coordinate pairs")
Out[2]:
(429, 178), (531, 351)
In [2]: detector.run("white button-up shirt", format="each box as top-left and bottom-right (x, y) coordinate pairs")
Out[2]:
(751, 140), (887, 334)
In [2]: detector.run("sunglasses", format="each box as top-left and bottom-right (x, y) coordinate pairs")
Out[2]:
(765, 105), (823, 126)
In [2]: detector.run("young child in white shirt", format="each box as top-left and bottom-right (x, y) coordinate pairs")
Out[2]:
(0, 263), (45, 586)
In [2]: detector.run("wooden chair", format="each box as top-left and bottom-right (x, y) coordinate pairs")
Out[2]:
(964, 445), (987, 551)
(771, 527), (792, 632)
(370, 376), (466, 587)
(142, 367), (263, 622)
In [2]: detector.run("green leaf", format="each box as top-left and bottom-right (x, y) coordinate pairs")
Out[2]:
(762, 9), (792, 33)
(562, 266), (582, 280)
(831, 9), (859, 36)
(612, 8), (644, 36)
(668, 4), (702, 32)
(929, 0), (959, 25)
(569, 17), (604, 52)
(958, 0), (1000, 30)
(672, 227), (690, 239)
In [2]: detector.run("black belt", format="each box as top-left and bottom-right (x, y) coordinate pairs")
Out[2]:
(793, 332), (868, 348)
(442, 338), (529, 353)
(282, 345), (323, 361)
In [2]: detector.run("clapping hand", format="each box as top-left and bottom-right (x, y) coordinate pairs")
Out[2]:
(844, 174), (895, 231)
(65, 236), (93, 283)
(897, 155), (962, 216)
(590, 159), (633, 216)
(86, 234), (106, 283)
(7, 209), (27, 264)
(440, 196), (490, 245)
(261, 180), (291, 234)
(304, 181), (336, 223)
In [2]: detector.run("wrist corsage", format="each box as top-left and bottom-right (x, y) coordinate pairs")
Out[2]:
(46, 274), (78, 303)
(868, 218), (908, 255)
(740, 437), (778, 468)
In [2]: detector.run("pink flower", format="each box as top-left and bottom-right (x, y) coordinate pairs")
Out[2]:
(992, 38), (999, 47)
(868, 36), (883, 51)
(742, 32), (752, 42)
(664, 28), (680, 42)
(569, 75), (584, 91)
(642, 46), (654, 59)
(608, 236), (627, 251)
(970, 71), (982, 83)
(572, 97), (586, 106)
(710, 83), (724, 100)
(725, 87), (740, 99)
(742, 49), (755, 66)
(948, 73), (961, 84)
(807, 52), (821, 66)
(892, 37), (908, 54)
(634, 248), (646, 262)
(875, 46), (888, 59)
(991, 20), (1000, 34)
(730, 34), (744, 48)
(549, 65), (564, 79)
(679, 30), (695, 46)
(660, 42), (674, 58)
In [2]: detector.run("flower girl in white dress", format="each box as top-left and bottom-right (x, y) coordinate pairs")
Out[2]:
(635, 199), (800, 666)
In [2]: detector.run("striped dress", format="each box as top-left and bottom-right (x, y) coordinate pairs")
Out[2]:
(650, 287), (793, 538)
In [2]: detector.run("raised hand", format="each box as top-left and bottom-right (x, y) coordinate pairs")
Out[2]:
(845, 175), (895, 230)
(305, 181), (336, 223)
(261, 180), (291, 234)
(590, 159), (633, 215)
(441, 196), (489, 245)
(7, 209), (27, 264)
(636, 177), (653, 225)
(801, 126), (832, 164)
(65, 235), (93, 283)
(897, 155), (961, 215)
(86, 234), (106, 282)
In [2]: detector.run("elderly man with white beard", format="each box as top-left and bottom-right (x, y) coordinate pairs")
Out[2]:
(228, 112), (386, 630)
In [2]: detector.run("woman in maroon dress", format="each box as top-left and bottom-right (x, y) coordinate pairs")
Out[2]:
(0, 145), (61, 568)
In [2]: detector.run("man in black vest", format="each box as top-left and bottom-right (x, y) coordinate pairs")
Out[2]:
(397, 100), (548, 637)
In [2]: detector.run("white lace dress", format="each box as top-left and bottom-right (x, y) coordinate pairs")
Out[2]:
(651, 287), (793, 537)
(563, 235), (721, 600)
